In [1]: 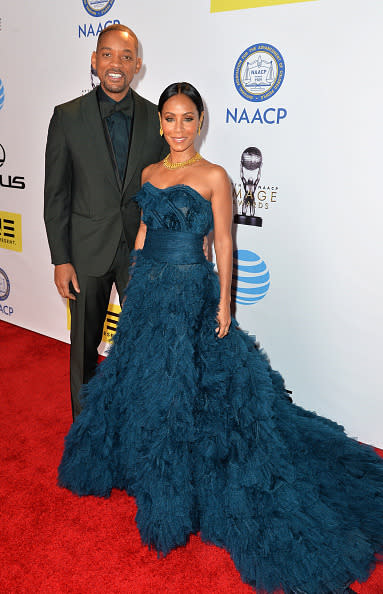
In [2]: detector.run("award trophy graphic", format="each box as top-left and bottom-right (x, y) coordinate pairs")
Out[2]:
(234, 147), (263, 227)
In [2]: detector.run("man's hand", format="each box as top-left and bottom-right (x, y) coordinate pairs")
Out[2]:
(54, 263), (80, 300)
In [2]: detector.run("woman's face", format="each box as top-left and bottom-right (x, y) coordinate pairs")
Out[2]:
(160, 93), (202, 154)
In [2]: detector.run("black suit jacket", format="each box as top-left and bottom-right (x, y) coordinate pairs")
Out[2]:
(44, 87), (167, 276)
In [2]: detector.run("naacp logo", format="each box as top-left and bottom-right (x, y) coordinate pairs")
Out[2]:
(0, 268), (10, 301)
(234, 43), (285, 102)
(78, 3), (119, 39)
(82, 0), (115, 17)
(0, 80), (4, 111)
(232, 250), (270, 305)
(0, 267), (14, 316)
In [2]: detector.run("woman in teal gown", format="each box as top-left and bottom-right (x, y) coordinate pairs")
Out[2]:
(58, 82), (383, 594)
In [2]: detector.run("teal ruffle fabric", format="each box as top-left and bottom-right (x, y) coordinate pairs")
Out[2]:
(59, 183), (383, 594)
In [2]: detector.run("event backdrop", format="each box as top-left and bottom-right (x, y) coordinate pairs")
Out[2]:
(1, 0), (382, 447)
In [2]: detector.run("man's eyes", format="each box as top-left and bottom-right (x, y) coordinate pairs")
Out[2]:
(101, 53), (133, 61)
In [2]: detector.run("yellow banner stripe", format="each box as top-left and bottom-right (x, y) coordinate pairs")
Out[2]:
(0, 211), (22, 252)
(67, 300), (121, 342)
(102, 303), (121, 343)
(211, 0), (318, 12)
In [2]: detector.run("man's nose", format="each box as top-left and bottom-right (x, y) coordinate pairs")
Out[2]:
(110, 54), (120, 67)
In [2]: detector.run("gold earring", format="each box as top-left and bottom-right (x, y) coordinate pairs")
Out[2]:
(158, 113), (163, 136)
(198, 117), (203, 136)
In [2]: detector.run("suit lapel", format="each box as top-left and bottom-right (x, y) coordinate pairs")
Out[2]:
(123, 90), (147, 193)
(81, 89), (120, 193)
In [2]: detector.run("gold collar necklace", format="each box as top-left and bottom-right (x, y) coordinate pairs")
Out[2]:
(163, 152), (202, 170)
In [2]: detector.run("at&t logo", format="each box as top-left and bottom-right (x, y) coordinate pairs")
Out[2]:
(232, 250), (270, 305)
(0, 79), (4, 111)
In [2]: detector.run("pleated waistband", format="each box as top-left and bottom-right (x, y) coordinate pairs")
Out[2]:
(142, 228), (205, 264)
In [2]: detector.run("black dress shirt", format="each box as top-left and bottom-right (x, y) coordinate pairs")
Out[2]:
(97, 86), (134, 185)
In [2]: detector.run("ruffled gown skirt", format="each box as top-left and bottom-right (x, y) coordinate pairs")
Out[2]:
(58, 184), (383, 594)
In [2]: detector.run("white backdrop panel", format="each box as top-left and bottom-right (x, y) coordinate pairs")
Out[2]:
(0, 0), (381, 446)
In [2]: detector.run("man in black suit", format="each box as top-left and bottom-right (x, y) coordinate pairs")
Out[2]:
(44, 24), (167, 420)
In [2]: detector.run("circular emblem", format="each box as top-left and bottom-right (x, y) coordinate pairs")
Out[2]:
(0, 144), (5, 167)
(232, 250), (270, 305)
(0, 268), (10, 301)
(0, 79), (5, 111)
(241, 147), (262, 171)
(234, 43), (285, 102)
(82, 0), (115, 18)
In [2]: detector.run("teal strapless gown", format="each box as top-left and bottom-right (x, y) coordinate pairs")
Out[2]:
(59, 183), (383, 594)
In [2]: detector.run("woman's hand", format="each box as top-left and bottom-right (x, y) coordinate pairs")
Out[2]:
(203, 235), (209, 259)
(134, 218), (147, 250)
(216, 300), (231, 338)
(209, 166), (233, 339)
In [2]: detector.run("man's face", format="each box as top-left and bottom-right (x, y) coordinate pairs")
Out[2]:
(91, 30), (142, 101)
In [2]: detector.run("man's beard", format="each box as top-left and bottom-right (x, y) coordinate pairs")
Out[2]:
(102, 72), (127, 95)
(103, 81), (127, 94)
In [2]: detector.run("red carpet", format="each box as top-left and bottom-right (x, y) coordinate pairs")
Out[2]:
(1, 320), (382, 593)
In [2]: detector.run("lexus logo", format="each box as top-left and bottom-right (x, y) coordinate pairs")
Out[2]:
(0, 143), (26, 190)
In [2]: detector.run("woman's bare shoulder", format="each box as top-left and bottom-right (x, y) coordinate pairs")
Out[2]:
(141, 161), (163, 184)
(200, 160), (229, 182)
(199, 160), (231, 193)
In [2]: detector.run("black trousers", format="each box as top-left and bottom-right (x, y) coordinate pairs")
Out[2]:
(69, 239), (131, 420)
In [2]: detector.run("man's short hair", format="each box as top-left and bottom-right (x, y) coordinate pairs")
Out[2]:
(96, 24), (139, 52)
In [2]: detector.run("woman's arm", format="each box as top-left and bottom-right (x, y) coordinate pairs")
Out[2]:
(134, 218), (147, 250)
(210, 167), (233, 338)
(134, 165), (155, 250)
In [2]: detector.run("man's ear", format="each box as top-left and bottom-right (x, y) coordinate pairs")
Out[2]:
(91, 51), (97, 74)
(135, 57), (143, 74)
